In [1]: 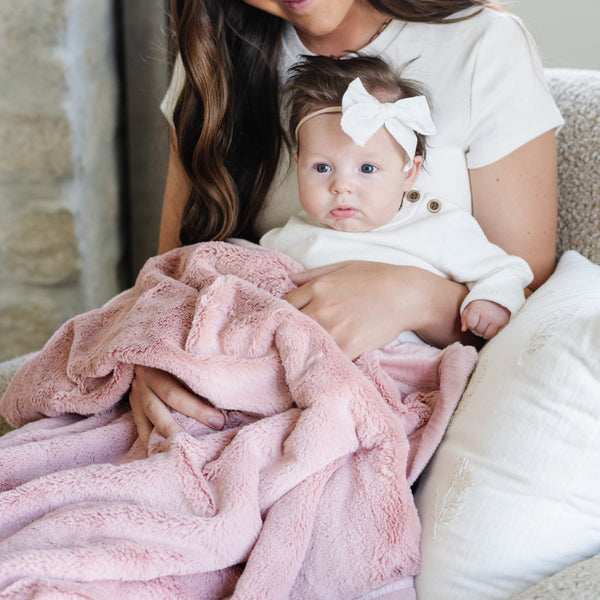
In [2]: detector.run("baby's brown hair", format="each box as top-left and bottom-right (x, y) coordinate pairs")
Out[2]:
(284, 55), (431, 160)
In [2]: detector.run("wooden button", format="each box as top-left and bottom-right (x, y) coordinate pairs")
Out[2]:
(427, 199), (441, 213)
(406, 190), (420, 202)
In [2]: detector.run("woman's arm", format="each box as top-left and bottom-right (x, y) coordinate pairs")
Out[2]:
(470, 130), (559, 290)
(157, 132), (190, 254)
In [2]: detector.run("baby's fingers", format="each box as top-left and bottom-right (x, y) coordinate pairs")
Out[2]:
(460, 307), (480, 333)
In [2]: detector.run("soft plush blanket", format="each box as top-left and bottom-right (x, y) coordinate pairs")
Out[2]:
(0, 241), (477, 600)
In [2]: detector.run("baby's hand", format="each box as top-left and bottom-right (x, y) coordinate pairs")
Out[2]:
(461, 300), (510, 340)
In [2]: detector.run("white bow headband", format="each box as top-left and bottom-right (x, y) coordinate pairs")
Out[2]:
(295, 77), (437, 171)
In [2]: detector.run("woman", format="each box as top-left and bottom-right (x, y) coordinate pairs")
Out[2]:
(130, 0), (563, 449)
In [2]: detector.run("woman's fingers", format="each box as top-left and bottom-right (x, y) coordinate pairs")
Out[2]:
(283, 283), (312, 310)
(285, 263), (351, 310)
(130, 366), (226, 444)
(289, 262), (347, 286)
(142, 366), (225, 428)
(130, 367), (185, 446)
(129, 388), (154, 450)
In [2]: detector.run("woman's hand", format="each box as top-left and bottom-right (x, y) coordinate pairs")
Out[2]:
(284, 261), (470, 359)
(129, 366), (225, 452)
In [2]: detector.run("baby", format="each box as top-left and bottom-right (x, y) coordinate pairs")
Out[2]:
(261, 55), (533, 341)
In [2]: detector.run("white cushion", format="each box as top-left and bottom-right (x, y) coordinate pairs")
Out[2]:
(414, 250), (600, 599)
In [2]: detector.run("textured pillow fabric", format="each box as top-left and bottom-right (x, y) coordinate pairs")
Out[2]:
(414, 250), (600, 599)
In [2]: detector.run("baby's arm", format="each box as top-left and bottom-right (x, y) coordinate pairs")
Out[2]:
(461, 299), (510, 339)
(428, 201), (532, 340)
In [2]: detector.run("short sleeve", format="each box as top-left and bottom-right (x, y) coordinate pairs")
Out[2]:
(465, 14), (564, 169)
(160, 54), (185, 129)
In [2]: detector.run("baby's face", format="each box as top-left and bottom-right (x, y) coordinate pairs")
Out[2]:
(295, 112), (419, 232)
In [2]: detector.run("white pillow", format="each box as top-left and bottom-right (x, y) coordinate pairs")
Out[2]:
(414, 250), (600, 599)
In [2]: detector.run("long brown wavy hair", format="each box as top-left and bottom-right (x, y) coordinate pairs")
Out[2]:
(170, 0), (503, 245)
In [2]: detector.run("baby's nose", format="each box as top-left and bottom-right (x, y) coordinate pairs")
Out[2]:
(330, 176), (353, 195)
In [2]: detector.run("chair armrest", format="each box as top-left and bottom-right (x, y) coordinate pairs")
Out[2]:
(546, 68), (600, 264)
(511, 553), (600, 599)
(0, 352), (35, 435)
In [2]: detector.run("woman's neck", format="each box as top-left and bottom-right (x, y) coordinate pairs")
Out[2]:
(295, 7), (392, 56)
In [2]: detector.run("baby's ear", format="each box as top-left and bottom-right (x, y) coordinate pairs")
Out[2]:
(403, 155), (423, 190)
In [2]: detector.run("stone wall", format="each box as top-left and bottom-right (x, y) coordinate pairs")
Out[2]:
(0, 0), (121, 361)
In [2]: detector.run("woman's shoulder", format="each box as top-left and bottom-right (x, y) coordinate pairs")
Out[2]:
(384, 8), (526, 52)
(465, 7), (537, 50)
(375, 7), (538, 81)
(402, 6), (531, 45)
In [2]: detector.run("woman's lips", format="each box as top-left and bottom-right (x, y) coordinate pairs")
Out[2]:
(330, 207), (358, 218)
(279, 0), (313, 11)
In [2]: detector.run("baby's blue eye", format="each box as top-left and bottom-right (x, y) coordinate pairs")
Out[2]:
(360, 164), (377, 174)
(315, 163), (331, 173)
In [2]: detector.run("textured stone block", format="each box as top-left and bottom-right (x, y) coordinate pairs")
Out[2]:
(0, 206), (80, 284)
(0, 181), (64, 209)
(0, 54), (67, 115)
(0, 302), (56, 362)
(0, 115), (72, 181)
(0, 0), (68, 125)
(0, 0), (65, 48)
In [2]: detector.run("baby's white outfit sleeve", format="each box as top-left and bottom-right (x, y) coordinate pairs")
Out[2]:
(434, 204), (534, 316)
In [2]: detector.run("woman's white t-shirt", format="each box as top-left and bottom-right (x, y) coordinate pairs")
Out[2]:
(161, 7), (563, 236)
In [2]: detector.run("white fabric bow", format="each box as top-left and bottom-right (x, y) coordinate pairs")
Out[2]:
(340, 77), (437, 171)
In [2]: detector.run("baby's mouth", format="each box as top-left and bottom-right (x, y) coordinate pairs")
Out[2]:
(330, 207), (358, 218)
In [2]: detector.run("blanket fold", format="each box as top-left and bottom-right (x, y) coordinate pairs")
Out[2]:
(0, 241), (477, 600)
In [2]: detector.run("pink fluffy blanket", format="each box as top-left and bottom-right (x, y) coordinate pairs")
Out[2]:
(0, 241), (477, 600)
